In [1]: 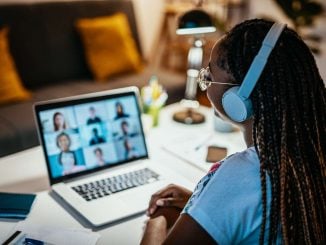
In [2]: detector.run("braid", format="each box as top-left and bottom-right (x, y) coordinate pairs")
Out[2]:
(217, 19), (326, 244)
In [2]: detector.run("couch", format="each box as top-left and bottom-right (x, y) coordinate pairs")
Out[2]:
(0, 0), (186, 157)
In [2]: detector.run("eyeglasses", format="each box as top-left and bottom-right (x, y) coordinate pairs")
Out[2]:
(197, 67), (238, 91)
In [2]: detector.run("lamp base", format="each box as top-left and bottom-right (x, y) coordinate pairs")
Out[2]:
(173, 108), (205, 124)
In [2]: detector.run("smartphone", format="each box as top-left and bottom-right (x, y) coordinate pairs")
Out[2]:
(206, 145), (227, 163)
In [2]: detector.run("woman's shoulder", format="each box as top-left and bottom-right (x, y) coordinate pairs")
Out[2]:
(184, 147), (260, 212)
(226, 146), (258, 164)
(204, 146), (261, 197)
(215, 146), (259, 176)
(184, 147), (264, 244)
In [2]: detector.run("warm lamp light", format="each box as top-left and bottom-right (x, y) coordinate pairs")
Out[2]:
(176, 9), (216, 35)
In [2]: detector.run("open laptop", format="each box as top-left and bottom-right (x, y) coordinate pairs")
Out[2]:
(34, 86), (184, 227)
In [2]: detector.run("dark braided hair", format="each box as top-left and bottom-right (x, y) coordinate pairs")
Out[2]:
(215, 19), (326, 244)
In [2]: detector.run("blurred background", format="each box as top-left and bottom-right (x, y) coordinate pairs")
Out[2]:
(131, 0), (326, 105)
(2, 0), (323, 80)
(0, 0), (324, 155)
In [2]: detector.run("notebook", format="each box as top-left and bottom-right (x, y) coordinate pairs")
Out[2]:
(0, 192), (36, 219)
(34, 86), (188, 227)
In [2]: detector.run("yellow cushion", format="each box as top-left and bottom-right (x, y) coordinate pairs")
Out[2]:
(0, 27), (31, 105)
(76, 13), (143, 81)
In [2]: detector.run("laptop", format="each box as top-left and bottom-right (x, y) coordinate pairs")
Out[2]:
(34, 86), (186, 227)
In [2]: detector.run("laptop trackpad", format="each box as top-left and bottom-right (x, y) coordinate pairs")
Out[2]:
(81, 196), (131, 225)
(118, 181), (166, 209)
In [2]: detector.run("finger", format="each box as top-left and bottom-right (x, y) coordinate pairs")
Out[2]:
(147, 184), (178, 215)
(155, 197), (187, 209)
(151, 184), (177, 202)
(147, 184), (180, 215)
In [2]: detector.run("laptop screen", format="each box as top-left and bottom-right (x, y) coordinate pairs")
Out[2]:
(34, 88), (148, 184)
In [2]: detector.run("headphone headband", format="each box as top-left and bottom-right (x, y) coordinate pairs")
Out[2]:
(237, 23), (286, 99)
(222, 22), (286, 122)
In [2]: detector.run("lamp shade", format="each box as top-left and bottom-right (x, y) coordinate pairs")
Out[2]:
(176, 9), (216, 35)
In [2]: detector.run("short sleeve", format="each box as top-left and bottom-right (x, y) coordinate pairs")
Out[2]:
(183, 147), (268, 244)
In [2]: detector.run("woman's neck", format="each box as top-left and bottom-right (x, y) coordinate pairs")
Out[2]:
(241, 120), (254, 148)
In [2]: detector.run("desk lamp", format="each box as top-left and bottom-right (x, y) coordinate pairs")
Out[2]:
(173, 7), (216, 124)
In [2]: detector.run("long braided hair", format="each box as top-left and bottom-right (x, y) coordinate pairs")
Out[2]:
(216, 19), (326, 244)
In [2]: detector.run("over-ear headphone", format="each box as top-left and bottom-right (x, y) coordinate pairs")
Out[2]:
(222, 23), (286, 122)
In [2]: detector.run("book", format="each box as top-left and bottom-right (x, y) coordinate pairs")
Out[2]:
(0, 192), (36, 219)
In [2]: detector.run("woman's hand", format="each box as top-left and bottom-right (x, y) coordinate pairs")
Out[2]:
(147, 184), (192, 216)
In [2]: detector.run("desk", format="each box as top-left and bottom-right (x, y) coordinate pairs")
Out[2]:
(0, 103), (246, 244)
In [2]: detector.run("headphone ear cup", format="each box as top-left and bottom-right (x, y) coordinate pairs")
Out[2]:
(222, 86), (253, 122)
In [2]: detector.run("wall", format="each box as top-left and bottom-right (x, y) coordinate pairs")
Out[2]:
(131, 0), (164, 61)
(249, 0), (326, 80)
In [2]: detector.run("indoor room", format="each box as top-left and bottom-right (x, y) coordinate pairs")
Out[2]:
(0, 0), (325, 244)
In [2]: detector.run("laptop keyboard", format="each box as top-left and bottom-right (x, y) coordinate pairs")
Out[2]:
(72, 168), (160, 202)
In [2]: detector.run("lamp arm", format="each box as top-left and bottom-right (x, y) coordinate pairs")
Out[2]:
(184, 39), (204, 100)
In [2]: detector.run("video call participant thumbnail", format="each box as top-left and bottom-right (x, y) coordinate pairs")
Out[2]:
(114, 101), (130, 120)
(94, 147), (106, 166)
(56, 132), (86, 175)
(89, 128), (106, 145)
(87, 106), (102, 125)
(123, 139), (139, 160)
(53, 112), (68, 131)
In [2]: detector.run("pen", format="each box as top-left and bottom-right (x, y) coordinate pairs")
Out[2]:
(2, 230), (23, 245)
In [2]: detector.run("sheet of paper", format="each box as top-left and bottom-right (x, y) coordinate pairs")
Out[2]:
(11, 221), (100, 245)
(161, 132), (221, 172)
(161, 130), (247, 172)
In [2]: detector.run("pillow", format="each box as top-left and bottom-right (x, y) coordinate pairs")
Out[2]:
(76, 13), (143, 81)
(0, 27), (31, 105)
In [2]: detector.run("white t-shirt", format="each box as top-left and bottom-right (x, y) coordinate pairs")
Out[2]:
(183, 147), (281, 244)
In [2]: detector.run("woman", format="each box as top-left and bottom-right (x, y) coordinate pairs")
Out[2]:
(53, 112), (67, 131)
(123, 139), (139, 160)
(94, 147), (106, 166)
(141, 19), (325, 244)
(56, 132), (85, 175)
(114, 101), (129, 120)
